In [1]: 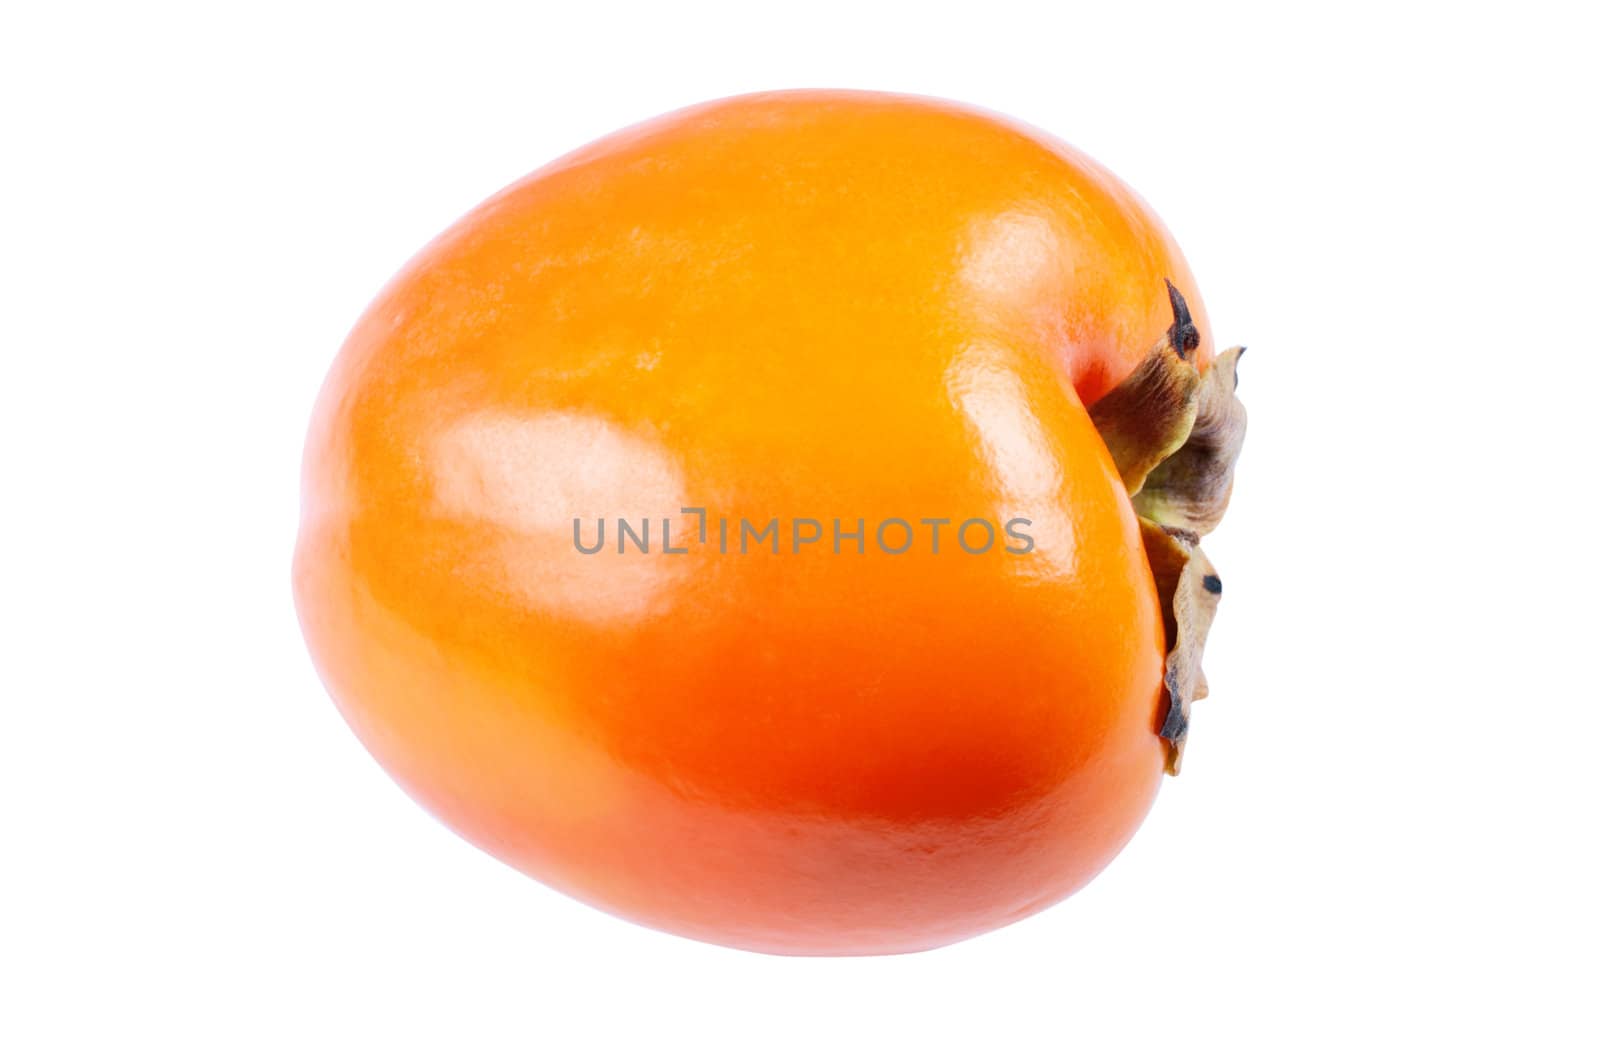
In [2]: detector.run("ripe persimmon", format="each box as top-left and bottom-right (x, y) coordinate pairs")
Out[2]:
(293, 89), (1246, 955)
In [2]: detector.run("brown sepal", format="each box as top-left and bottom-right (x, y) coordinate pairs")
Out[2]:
(1139, 521), (1222, 774)
(1134, 346), (1247, 536)
(1087, 283), (1248, 774)
(1087, 335), (1200, 497)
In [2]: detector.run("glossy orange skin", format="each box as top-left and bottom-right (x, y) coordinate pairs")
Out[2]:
(294, 90), (1211, 955)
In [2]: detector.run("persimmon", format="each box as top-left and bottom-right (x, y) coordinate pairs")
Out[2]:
(293, 90), (1246, 955)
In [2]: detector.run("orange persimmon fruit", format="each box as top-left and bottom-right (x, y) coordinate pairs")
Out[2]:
(293, 89), (1246, 955)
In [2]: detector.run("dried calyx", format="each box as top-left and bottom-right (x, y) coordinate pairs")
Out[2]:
(1088, 281), (1247, 774)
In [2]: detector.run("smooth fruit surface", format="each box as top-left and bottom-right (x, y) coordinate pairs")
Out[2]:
(294, 90), (1210, 954)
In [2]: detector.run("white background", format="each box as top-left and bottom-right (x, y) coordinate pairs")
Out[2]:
(4, 2), (1596, 1059)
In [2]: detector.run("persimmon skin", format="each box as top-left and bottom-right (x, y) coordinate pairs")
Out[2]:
(294, 90), (1210, 955)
